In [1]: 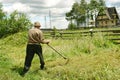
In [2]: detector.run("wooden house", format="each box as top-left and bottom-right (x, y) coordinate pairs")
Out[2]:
(96, 7), (120, 27)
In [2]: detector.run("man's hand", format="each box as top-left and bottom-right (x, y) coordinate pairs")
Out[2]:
(45, 40), (50, 44)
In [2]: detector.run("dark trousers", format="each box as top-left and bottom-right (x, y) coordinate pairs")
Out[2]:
(23, 44), (45, 72)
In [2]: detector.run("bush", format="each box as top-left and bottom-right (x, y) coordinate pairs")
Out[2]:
(0, 10), (32, 38)
(68, 22), (77, 30)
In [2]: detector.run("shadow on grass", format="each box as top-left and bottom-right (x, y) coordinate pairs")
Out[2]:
(10, 66), (23, 76)
(10, 66), (43, 76)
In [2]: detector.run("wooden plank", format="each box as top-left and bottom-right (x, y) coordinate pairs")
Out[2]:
(110, 38), (120, 40)
(104, 33), (120, 36)
(113, 42), (120, 44)
(43, 29), (120, 40)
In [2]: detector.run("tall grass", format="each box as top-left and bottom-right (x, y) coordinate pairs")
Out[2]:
(0, 31), (120, 80)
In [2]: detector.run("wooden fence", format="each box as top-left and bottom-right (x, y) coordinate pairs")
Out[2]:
(43, 29), (120, 44)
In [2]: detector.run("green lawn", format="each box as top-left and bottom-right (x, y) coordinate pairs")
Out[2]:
(0, 30), (120, 80)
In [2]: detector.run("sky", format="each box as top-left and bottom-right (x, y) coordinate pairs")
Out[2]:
(0, 0), (120, 29)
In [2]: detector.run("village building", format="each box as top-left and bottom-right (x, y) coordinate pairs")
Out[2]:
(95, 7), (120, 27)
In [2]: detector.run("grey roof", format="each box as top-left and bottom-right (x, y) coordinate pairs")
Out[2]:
(97, 7), (120, 20)
(106, 7), (119, 19)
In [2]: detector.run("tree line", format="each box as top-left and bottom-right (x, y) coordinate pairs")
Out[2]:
(66, 0), (106, 29)
(0, 3), (32, 38)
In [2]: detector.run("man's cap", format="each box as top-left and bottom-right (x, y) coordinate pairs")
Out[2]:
(34, 21), (41, 27)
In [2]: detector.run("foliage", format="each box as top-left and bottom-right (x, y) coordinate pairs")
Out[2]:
(51, 26), (57, 38)
(0, 4), (32, 38)
(66, 0), (87, 28)
(88, 0), (106, 21)
(66, 0), (106, 28)
(68, 22), (77, 30)
(0, 29), (120, 80)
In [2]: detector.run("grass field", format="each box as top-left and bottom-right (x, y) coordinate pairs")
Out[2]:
(0, 30), (120, 80)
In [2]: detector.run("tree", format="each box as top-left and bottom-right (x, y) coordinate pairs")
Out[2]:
(65, 0), (106, 28)
(0, 4), (32, 38)
(0, 3), (5, 20)
(66, 2), (79, 29)
(72, 2), (81, 27)
(66, 1), (87, 28)
(79, 0), (87, 27)
(8, 11), (32, 33)
(88, 0), (106, 27)
(98, 0), (106, 13)
(99, 0), (106, 7)
(68, 22), (77, 30)
(89, 0), (99, 20)
(0, 3), (8, 38)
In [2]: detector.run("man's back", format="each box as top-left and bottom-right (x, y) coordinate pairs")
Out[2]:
(28, 28), (43, 44)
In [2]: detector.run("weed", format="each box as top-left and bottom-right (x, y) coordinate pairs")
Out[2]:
(0, 31), (120, 80)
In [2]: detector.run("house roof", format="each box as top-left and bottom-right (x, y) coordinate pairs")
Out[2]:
(106, 7), (119, 19)
(97, 7), (120, 20)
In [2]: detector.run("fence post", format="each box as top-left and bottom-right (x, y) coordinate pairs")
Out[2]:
(89, 29), (93, 37)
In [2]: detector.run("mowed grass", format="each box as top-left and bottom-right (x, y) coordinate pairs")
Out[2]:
(0, 31), (120, 80)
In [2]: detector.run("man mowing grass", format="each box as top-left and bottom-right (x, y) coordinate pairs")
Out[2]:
(20, 21), (50, 76)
